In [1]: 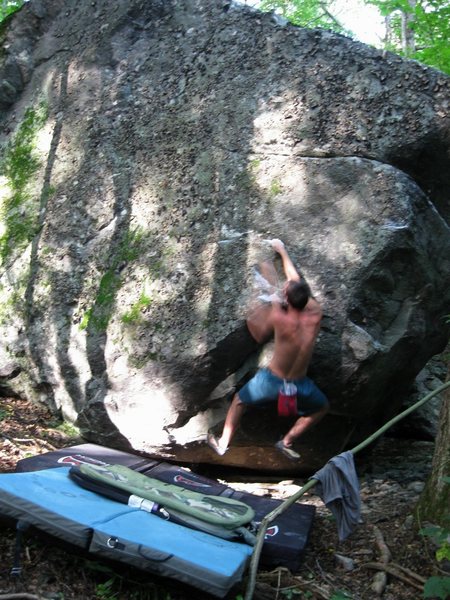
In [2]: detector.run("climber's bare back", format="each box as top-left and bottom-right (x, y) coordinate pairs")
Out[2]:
(268, 297), (322, 380)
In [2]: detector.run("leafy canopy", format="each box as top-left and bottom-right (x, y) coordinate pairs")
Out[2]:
(258, 0), (352, 34)
(256, 0), (450, 75)
(0, 0), (24, 23)
(367, 0), (450, 72)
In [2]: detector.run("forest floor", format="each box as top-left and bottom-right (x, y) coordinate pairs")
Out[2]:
(0, 396), (446, 600)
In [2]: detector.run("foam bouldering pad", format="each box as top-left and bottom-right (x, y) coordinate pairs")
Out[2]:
(15, 443), (315, 571)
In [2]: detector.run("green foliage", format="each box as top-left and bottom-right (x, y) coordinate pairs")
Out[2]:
(80, 227), (148, 332)
(55, 420), (80, 437)
(80, 270), (119, 331)
(269, 178), (283, 197)
(0, 267), (29, 321)
(258, 0), (350, 34)
(0, 406), (12, 420)
(436, 543), (450, 563)
(420, 481), (450, 599)
(121, 291), (152, 325)
(95, 578), (118, 600)
(421, 520), (450, 562)
(423, 576), (450, 600)
(0, 101), (48, 265)
(0, 0), (24, 24)
(420, 523), (450, 548)
(367, 0), (450, 73)
(256, 0), (450, 74)
(330, 592), (353, 600)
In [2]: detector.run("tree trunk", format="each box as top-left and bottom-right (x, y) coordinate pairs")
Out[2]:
(415, 360), (450, 527)
(384, 14), (393, 49)
(401, 0), (416, 56)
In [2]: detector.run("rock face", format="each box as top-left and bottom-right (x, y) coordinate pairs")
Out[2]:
(0, 0), (449, 473)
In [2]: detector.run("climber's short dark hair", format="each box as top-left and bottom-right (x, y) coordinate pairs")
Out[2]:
(286, 280), (311, 310)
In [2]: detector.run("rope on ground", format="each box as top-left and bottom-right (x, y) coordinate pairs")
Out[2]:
(244, 380), (450, 600)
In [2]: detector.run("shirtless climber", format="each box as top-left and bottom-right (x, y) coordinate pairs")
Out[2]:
(207, 239), (329, 460)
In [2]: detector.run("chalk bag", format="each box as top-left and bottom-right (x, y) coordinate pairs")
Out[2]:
(277, 381), (298, 417)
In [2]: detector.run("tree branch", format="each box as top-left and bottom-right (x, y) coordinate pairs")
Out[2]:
(363, 561), (425, 591)
(244, 381), (450, 600)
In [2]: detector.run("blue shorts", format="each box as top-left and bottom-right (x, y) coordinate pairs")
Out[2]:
(238, 368), (328, 416)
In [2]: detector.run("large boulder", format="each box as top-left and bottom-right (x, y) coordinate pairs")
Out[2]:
(0, 0), (449, 473)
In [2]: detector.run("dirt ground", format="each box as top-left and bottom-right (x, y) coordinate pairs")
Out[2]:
(0, 396), (444, 600)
